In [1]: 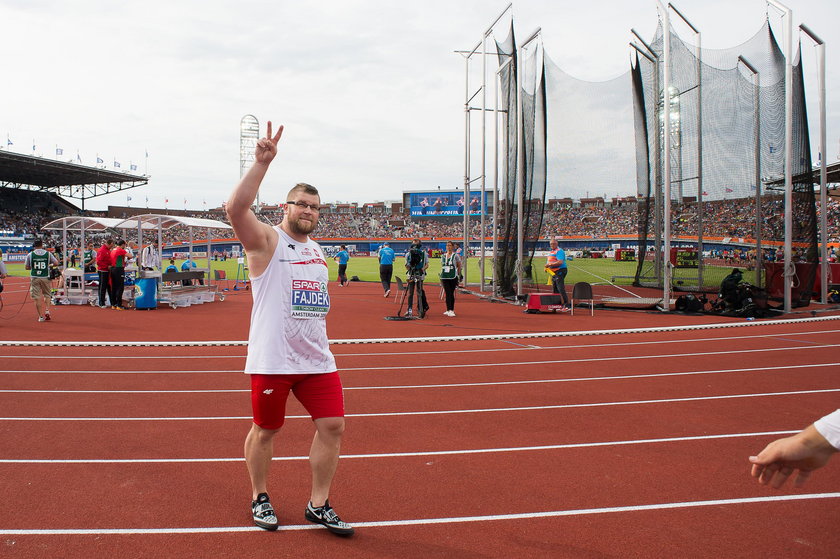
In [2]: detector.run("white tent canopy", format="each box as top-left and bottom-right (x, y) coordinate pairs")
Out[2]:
(41, 214), (232, 274)
(41, 216), (154, 232)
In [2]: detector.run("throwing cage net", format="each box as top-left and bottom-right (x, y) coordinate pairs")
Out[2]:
(487, 16), (816, 306)
(632, 21), (817, 303)
(493, 24), (547, 298)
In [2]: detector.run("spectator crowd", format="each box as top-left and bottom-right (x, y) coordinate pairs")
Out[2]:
(2, 195), (839, 251)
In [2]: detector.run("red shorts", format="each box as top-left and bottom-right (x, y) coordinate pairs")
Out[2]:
(250, 372), (345, 430)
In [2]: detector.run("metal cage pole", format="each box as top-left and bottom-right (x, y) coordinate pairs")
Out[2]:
(768, 0), (793, 312)
(493, 58), (511, 295)
(668, 3), (703, 289)
(739, 56), (762, 288)
(463, 46), (475, 286)
(657, 1), (673, 310)
(516, 29), (541, 298)
(800, 23), (827, 304)
(631, 29), (661, 284)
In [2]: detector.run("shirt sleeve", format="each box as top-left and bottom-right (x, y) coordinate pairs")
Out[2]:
(813, 409), (840, 450)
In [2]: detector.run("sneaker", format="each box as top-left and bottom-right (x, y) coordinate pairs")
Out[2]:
(251, 493), (278, 531)
(305, 500), (354, 536)
(384, 289), (391, 298)
(448, 310), (456, 317)
(113, 306), (125, 311)
(38, 316), (46, 322)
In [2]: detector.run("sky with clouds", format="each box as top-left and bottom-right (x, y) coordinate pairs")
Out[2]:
(1, 0), (837, 210)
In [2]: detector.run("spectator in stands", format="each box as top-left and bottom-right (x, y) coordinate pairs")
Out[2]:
(109, 240), (128, 310)
(750, 409), (839, 489)
(377, 242), (395, 297)
(24, 239), (58, 322)
(95, 238), (114, 308)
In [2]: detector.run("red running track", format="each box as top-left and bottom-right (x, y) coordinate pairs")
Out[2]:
(1, 280), (839, 558)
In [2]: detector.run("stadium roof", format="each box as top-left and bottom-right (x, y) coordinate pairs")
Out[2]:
(763, 161), (840, 188)
(0, 149), (148, 205)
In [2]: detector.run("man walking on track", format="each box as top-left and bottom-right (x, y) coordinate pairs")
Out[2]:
(334, 245), (350, 287)
(226, 120), (354, 536)
(24, 239), (58, 322)
(378, 241), (395, 297)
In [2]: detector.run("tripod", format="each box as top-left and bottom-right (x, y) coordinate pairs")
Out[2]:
(405, 276), (425, 319)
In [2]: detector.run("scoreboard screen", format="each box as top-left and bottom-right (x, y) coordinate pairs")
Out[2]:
(671, 247), (699, 269)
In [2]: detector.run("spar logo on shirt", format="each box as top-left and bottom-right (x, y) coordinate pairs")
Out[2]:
(290, 279), (330, 319)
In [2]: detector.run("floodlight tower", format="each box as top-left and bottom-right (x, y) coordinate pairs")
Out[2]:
(240, 115), (259, 207)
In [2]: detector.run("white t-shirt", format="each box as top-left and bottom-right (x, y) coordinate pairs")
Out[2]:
(244, 227), (336, 375)
(814, 409), (840, 450)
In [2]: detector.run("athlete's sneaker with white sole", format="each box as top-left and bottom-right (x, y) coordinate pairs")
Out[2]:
(304, 500), (354, 535)
(251, 493), (278, 531)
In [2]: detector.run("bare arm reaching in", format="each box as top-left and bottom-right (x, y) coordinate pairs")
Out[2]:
(749, 410), (840, 489)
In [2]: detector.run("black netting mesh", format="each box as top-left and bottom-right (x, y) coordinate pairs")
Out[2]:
(490, 17), (817, 305)
(632, 21), (817, 302)
(494, 24), (547, 297)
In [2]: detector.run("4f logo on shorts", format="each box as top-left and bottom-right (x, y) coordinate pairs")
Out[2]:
(291, 279), (330, 319)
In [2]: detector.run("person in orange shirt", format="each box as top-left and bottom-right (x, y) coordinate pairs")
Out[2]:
(546, 238), (570, 310)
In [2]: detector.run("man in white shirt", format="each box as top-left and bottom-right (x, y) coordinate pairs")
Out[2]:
(226, 120), (353, 536)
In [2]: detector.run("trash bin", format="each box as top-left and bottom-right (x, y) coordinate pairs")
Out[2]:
(135, 278), (158, 310)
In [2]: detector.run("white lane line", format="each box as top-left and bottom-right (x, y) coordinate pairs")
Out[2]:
(2, 327), (838, 360)
(2, 362), (837, 394)
(0, 430), (800, 464)
(2, 342), (838, 374)
(1, 493), (838, 535)
(1, 314), (838, 347)
(1, 388), (838, 421)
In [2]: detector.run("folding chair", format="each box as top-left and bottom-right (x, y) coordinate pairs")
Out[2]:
(571, 281), (594, 316)
(393, 276), (408, 303)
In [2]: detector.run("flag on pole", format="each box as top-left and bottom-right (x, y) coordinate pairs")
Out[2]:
(114, 160), (121, 168)
(6, 135), (12, 146)
(130, 163), (137, 171)
(96, 156), (104, 164)
(55, 147), (63, 156)
(32, 140), (36, 152)
(76, 151), (82, 163)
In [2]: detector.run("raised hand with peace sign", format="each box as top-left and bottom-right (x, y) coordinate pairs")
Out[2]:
(255, 121), (284, 166)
